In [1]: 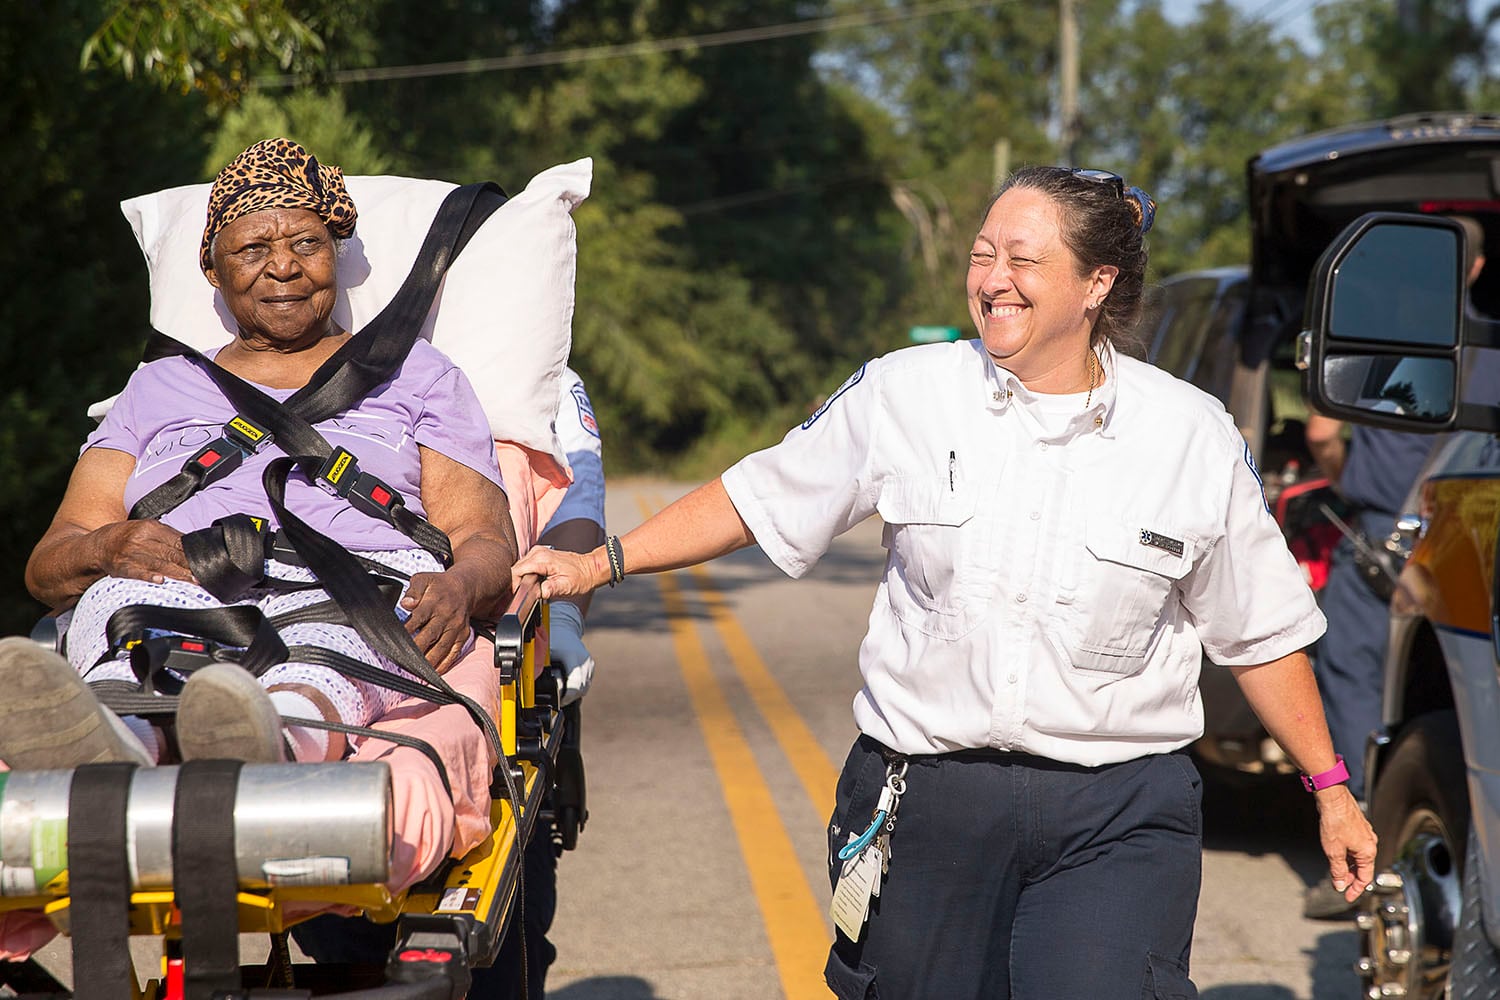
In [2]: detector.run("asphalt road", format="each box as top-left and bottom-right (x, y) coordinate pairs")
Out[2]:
(541, 479), (1362, 1000)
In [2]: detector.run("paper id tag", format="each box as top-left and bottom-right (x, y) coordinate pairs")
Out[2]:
(830, 840), (881, 940)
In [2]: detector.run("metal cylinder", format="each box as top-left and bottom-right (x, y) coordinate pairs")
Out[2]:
(0, 762), (391, 895)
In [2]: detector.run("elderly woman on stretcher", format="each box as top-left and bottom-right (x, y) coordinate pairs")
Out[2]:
(0, 140), (516, 806)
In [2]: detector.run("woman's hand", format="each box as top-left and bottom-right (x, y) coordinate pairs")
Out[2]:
(1316, 785), (1378, 902)
(401, 572), (474, 673)
(511, 546), (607, 601)
(101, 520), (195, 585)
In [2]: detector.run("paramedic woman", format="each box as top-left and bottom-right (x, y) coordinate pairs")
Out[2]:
(513, 165), (1377, 999)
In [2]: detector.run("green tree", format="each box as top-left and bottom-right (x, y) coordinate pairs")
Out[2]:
(82, 0), (360, 108)
(1, 0), (207, 634)
(1083, 0), (1358, 275)
(206, 90), (392, 176)
(1310, 0), (1498, 116)
(816, 1), (1070, 338)
(321, 0), (912, 460)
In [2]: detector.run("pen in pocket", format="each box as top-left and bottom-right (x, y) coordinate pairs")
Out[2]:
(949, 450), (956, 492)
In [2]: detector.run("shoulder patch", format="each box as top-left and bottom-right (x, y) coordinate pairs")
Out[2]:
(571, 382), (600, 438)
(802, 363), (867, 430)
(1243, 441), (1269, 513)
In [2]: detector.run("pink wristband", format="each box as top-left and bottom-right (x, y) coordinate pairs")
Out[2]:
(1300, 755), (1350, 792)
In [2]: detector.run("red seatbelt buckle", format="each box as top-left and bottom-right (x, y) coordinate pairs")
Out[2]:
(349, 472), (406, 524)
(187, 437), (244, 486)
(163, 636), (219, 672)
(316, 447), (361, 498)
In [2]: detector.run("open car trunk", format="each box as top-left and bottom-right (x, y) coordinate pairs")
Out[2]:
(1244, 111), (1500, 369)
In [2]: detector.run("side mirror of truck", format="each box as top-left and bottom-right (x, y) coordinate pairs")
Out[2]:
(1298, 213), (1467, 431)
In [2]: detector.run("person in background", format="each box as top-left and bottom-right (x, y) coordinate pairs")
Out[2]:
(474, 364), (605, 997)
(514, 165), (1375, 1000)
(294, 365), (607, 999)
(1301, 214), (1486, 919)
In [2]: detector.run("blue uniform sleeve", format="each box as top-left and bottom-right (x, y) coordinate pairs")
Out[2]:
(545, 367), (606, 533)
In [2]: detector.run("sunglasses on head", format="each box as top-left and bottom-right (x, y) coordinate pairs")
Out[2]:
(1067, 167), (1154, 234)
(1067, 167), (1126, 198)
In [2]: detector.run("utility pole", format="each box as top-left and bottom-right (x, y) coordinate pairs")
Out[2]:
(1059, 0), (1079, 166)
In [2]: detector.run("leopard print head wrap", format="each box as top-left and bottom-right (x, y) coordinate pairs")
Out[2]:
(199, 137), (358, 273)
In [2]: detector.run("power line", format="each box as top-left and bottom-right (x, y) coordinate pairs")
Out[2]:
(1243, 0), (1299, 23)
(1246, 0), (1335, 30)
(254, 0), (1002, 89)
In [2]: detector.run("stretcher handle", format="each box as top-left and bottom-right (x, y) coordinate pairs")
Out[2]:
(506, 572), (543, 630)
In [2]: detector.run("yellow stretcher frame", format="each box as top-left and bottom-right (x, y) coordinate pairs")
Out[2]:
(0, 578), (568, 999)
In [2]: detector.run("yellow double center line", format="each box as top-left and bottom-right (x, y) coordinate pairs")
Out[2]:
(637, 494), (838, 1000)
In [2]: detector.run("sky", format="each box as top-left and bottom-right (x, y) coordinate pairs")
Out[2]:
(1161, 0), (1321, 38)
(1161, 0), (1493, 47)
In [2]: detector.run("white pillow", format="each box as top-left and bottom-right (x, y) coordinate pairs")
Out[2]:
(111, 159), (592, 467)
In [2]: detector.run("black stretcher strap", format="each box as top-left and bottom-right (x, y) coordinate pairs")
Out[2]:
(173, 759), (245, 1000)
(287, 182), (509, 424)
(266, 578), (405, 630)
(265, 527), (413, 580)
(68, 762), (139, 1000)
(277, 714), (454, 800)
(181, 511), (283, 602)
(103, 602), (289, 671)
(149, 343), (454, 594)
(87, 679), (179, 719)
(262, 455), (504, 763)
(287, 645), (462, 707)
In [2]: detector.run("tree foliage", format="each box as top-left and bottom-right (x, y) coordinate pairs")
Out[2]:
(2, 0), (207, 632)
(2, 0), (1498, 633)
(81, 0), (332, 107)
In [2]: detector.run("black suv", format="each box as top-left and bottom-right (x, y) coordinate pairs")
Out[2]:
(1138, 112), (1500, 778)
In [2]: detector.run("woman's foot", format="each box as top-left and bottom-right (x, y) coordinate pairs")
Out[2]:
(0, 636), (153, 768)
(177, 663), (287, 763)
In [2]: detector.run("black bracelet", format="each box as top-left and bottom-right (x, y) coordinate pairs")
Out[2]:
(604, 535), (625, 587)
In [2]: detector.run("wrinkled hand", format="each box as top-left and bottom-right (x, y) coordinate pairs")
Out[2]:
(548, 601), (594, 705)
(512, 545), (604, 601)
(401, 572), (473, 673)
(104, 520), (195, 585)
(1317, 785), (1378, 902)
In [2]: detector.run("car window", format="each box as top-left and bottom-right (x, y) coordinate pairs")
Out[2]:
(1262, 332), (1314, 481)
(1150, 279), (1219, 380)
(1189, 283), (1248, 402)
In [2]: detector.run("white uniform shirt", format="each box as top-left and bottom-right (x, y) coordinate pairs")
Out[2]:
(722, 339), (1326, 765)
(545, 366), (605, 533)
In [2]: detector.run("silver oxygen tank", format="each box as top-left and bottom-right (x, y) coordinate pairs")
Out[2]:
(0, 762), (391, 895)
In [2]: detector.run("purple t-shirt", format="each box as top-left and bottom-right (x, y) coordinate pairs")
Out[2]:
(85, 339), (504, 552)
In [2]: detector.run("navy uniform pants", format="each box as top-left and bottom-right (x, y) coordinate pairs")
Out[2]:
(1315, 508), (1398, 800)
(824, 736), (1202, 1000)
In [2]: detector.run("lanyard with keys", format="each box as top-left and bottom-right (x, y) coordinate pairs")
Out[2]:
(838, 759), (908, 862)
(830, 759), (908, 938)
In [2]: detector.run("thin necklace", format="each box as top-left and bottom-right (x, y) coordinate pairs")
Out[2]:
(1084, 350), (1097, 410)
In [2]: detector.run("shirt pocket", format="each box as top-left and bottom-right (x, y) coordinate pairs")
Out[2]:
(876, 476), (987, 640)
(1066, 515), (1196, 675)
